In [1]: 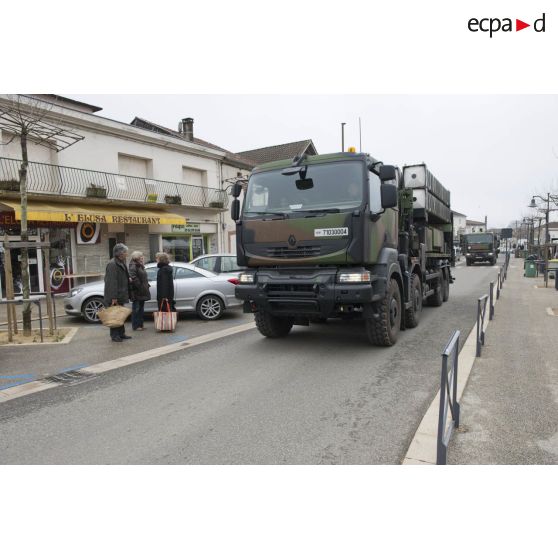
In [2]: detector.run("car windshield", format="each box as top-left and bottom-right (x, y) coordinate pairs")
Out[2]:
(243, 161), (364, 216)
(465, 234), (492, 243)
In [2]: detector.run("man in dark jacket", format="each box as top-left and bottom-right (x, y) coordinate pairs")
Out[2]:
(104, 243), (132, 342)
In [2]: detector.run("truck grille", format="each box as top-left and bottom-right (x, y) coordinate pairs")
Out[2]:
(267, 284), (316, 294)
(266, 246), (321, 258)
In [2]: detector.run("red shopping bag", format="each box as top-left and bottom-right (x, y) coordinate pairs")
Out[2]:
(154, 298), (177, 332)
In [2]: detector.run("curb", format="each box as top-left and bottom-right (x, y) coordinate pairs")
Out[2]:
(402, 278), (497, 465)
(0, 322), (256, 404)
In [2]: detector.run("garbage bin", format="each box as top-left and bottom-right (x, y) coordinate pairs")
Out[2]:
(524, 260), (537, 278)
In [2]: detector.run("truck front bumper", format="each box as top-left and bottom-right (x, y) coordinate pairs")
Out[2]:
(235, 267), (383, 317)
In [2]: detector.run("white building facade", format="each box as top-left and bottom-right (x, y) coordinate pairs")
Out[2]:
(0, 95), (252, 296)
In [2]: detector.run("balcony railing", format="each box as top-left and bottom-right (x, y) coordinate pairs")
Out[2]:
(0, 157), (229, 210)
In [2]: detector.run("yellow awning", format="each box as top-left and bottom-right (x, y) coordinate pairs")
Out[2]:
(0, 200), (187, 226)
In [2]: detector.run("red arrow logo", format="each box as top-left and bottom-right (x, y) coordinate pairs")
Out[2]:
(516, 19), (530, 31)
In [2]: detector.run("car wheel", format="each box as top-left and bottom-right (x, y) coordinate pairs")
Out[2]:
(82, 296), (105, 323)
(196, 295), (224, 320)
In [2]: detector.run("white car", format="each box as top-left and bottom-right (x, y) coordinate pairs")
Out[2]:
(64, 261), (242, 323)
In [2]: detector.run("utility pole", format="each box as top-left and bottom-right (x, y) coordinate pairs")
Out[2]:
(341, 122), (346, 152)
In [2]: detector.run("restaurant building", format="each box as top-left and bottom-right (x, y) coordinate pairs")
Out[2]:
(0, 95), (253, 296)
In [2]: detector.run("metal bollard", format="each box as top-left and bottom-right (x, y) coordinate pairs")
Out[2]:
(489, 281), (494, 320)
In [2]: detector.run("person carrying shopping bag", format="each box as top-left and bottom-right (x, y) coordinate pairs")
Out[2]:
(155, 252), (177, 332)
(103, 243), (132, 342)
(128, 251), (151, 331)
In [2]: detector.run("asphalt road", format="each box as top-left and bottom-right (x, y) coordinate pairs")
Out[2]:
(0, 259), (503, 464)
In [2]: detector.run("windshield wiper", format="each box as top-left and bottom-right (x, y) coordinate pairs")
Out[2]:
(291, 208), (341, 214)
(244, 211), (289, 218)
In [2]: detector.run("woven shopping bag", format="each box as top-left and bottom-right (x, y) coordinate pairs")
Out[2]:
(154, 299), (177, 332)
(97, 304), (132, 327)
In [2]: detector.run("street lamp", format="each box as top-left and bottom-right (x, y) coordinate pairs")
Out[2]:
(528, 192), (558, 285)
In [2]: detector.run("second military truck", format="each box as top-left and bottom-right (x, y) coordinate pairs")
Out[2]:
(230, 151), (453, 346)
(461, 232), (499, 266)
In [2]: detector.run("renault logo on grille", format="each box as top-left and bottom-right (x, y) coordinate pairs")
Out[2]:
(288, 234), (297, 247)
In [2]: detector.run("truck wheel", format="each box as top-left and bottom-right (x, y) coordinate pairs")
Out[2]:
(254, 310), (294, 338)
(365, 278), (401, 346)
(404, 273), (422, 328)
(441, 269), (450, 302)
(427, 279), (443, 307)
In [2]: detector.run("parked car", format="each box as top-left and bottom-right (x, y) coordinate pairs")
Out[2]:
(64, 262), (242, 323)
(190, 253), (246, 275)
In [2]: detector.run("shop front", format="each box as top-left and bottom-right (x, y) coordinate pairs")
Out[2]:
(0, 200), (186, 295)
(162, 223), (218, 263)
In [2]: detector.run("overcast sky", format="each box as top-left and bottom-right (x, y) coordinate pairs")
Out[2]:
(72, 95), (558, 228)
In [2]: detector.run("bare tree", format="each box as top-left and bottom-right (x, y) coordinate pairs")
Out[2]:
(0, 94), (83, 335)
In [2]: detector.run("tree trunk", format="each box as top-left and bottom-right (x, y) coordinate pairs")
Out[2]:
(19, 130), (32, 336)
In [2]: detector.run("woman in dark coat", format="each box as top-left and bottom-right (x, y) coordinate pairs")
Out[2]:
(103, 243), (131, 342)
(129, 251), (151, 331)
(156, 252), (175, 311)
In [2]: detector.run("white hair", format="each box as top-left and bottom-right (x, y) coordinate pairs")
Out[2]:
(130, 251), (144, 261)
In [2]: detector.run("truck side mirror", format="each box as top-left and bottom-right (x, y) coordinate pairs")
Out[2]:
(380, 183), (398, 209)
(231, 181), (243, 198)
(379, 165), (397, 182)
(231, 199), (240, 221)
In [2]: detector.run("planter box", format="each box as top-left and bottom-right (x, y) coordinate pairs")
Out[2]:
(209, 201), (224, 209)
(146, 193), (158, 203)
(86, 186), (107, 198)
(0, 179), (20, 192)
(164, 195), (182, 205)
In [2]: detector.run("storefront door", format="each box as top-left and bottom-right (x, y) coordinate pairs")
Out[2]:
(192, 236), (205, 259)
(0, 235), (44, 297)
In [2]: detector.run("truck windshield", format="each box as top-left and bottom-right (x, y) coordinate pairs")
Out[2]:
(465, 234), (492, 243)
(243, 161), (364, 216)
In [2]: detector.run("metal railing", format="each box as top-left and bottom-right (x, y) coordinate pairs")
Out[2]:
(476, 294), (488, 357)
(0, 157), (229, 210)
(437, 330), (460, 465)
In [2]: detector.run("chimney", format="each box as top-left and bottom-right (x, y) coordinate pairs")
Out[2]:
(179, 117), (194, 142)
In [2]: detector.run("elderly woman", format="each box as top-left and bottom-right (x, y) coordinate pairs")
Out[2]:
(128, 251), (151, 331)
(103, 243), (131, 342)
(156, 252), (175, 311)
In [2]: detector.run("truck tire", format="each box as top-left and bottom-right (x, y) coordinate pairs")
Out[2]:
(404, 273), (422, 328)
(427, 279), (443, 307)
(254, 310), (294, 338)
(441, 269), (450, 302)
(365, 278), (401, 346)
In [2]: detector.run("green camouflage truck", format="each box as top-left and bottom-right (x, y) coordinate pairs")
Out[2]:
(461, 232), (499, 266)
(230, 152), (453, 346)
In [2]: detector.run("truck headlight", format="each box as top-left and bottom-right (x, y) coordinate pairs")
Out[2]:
(466, 253), (471, 256)
(337, 271), (371, 283)
(488, 252), (493, 256)
(70, 288), (83, 297)
(239, 273), (256, 284)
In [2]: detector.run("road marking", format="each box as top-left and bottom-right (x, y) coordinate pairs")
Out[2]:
(0, 321), (256, 404)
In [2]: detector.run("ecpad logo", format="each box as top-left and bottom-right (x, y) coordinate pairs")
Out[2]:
(468, 13), (546, 37)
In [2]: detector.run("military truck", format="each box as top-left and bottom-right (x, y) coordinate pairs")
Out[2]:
(230, 152), (453, 346)
(461, 232), (499, 266)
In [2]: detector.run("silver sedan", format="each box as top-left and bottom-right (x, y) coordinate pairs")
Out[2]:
(63, 262), (242, 323)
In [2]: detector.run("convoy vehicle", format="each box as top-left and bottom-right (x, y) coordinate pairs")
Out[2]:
(230, 151), (453, 346)
(461, 232), (499, 266)
(64, 262), (241, 323)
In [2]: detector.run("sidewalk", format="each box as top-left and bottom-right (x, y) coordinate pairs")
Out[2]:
(448, 259), (558, 464)
(0, 309), (253, 389)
